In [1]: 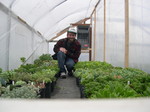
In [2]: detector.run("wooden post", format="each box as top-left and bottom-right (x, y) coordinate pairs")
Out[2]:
(104, 0), (106, 62)
(90, 16), (93, 61)
(93, 10), (97, 61)
(125, 0), (129, 67)
(89, 23), (92, 61)
(89, 0), (101, 61)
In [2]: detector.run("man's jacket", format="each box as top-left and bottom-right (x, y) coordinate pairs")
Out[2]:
(53, 38), (81, 63)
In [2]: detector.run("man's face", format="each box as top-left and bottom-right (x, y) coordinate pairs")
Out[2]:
(67, 32), (76, 42)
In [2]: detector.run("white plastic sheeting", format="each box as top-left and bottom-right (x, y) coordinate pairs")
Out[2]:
(93, 0), (150, 73)
(129, 0), (150, 73)
(104, 0), (125, 67)
(0, 0), (99, 40)
(0, 3), (48, 70)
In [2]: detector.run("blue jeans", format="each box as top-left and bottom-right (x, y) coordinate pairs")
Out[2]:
(57, 51), (75, 73)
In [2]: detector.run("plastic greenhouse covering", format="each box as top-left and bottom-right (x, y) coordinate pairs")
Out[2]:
(93, 0), (150, 73)
(0, 0), (150, 74)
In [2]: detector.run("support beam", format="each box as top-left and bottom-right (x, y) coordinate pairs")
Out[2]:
(48, 27), (69, 42)
(71, 18), (90, 26)
(93, 10), (97, 61)
(48, 18), (90, 42)
(89, 25), (92, 61)
(125, 0), (129, 67)
(90, 0), (101, 17)
(104, 0), (106, 62)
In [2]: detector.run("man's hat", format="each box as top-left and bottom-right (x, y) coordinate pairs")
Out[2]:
(67, 27), (77, 34)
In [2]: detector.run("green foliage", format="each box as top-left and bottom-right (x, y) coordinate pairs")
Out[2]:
(1, 85), (39, 99)
(39, 54), (53, 61)
(74, 61), (150, 98)
(20, 57), (26, 63)
(75, 61), (113, 70)
(0, 70), (17, 82)
(0, 53), (59, 99)
(84, 82), (102, 98)
(90, 82), (139, 98)
(143, 86), (150, 96)
(0, 78), (7, 86)
(0, 83), (6, 96)
(15, 80), (27, 86)
(12, 54), (59, 83)
(15, 64), (38, 74)
(34, 54), (53, 66)
(0, 68), (2, 73)
(32, 69), (57, 83)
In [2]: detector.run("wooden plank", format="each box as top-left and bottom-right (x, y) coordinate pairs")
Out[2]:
(93, 10), (97, 61)
(81, 49), (91, 53)
(48, 18), (90, 42)
(49, 40), (58, 42)
(125, 0), (129, 67)
(104, 0), (106, 62)
(48, 27), (69, 42)
(89, 0), (101, 61)
(89, 26), (92, 61)
(17, 16), (27, 24)
(90, 0), (101, 17)
(71, 24), (90, 26)
(71, 18), (90, 26)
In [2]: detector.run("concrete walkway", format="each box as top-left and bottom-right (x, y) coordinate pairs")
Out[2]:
(51, 76), (80, 99)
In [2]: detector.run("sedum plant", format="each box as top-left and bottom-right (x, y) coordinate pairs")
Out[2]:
(0, 83), (6, 96)
(1, 85), (39, 99)
(31, 69), (57, 83)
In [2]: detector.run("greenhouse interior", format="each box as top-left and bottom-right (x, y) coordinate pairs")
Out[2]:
(0, 0), (150, 112)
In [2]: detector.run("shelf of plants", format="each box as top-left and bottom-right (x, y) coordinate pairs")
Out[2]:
(0, 54), (59, 99)
(74, 61), (150, 99)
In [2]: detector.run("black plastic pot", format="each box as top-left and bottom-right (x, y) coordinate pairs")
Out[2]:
(76, 77), (80, 86)
(55, 72), (60, 79)
(45, 82), (51, 98)
(79, 85), (86, 98)
(39, 88), (45, 98)
(51, 81), (56, 92)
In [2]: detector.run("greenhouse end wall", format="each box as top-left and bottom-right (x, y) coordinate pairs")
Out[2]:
(93, 0), (150, 73)
(129, 0), (150, 73)
(0, 3), (49, 71)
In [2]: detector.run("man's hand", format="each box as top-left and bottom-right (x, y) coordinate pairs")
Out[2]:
(60, 47), (67, 54)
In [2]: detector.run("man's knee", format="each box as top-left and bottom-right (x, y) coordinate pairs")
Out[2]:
(66, 61), (75, 70)
(57, 51), (66, 57)
(57, 51), (64, 55)
(66, 63), (74, 68)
